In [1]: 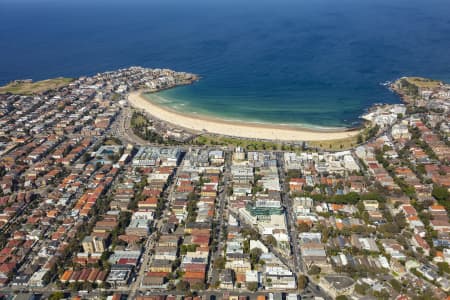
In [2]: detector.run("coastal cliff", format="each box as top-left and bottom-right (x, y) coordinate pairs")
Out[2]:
(0, 77), (74, 95)
(390, 77), (443, 104)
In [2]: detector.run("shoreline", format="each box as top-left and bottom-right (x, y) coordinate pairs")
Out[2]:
(128, 91), (361, 142)
(146, 92), (359, 132)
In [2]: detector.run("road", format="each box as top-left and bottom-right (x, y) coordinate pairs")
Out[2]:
(276, 152), (302, 273)
(208, 153), (231, 287)
(276, 152), (331, 300)
(129, 231), (157, 299)
(0, 288), (298, 300)
(129, 155), (183, 297)
(109, 105), (150, 146)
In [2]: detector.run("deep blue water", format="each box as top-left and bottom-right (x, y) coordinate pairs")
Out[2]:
(1, 0), (450, 127)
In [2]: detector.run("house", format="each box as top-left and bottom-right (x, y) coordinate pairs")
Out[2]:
(362, 200), (379, 211)
(300, 242), (327, 268)
(399, 204), (417, 217)
(381, 239), (406, 261)
(417, 265), (439, 282)
(412, 235), (430, 256)
(153, 246), (178, 261)
(320, 275), (355, 298)
(245, 270), (260, 287)
(184, 264), (206, 284)
(106, 264), (133, 286)
(141, 272), (167, 288)
(289, 178), (305, 193)
(125, 219), (149, 237)
(220, 269), (234, 289)
(149, 260), (172, 273)
(264, 266), (296, 290)
(28, 269), (48, 287)
(430, 219), (450, 232)
(158, 235), (180, 247)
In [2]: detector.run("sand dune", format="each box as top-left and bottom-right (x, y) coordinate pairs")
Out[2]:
(128, 91), (360, 141)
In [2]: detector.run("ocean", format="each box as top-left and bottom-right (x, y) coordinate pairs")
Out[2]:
(1, 0), (450, 128)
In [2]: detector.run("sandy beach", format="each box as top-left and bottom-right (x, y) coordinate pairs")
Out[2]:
(128, 91), (361, 141)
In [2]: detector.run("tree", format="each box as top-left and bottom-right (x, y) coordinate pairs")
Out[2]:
(176, 280), (190, 292)
(243, 239), (250, 253)
(416, 164), (426, 175)
(211, 279), (220, 288)
(357, 201), (365, 214)
(214, 256), (226, 270)
(329, 191), (360, 205)
(394, 212), (407, 229)
(298, 274), (308, 290)
(389, 278), (402, 293)
(249, 248), (262, 267)
(437, 262), (450, 275)
(366, 124), (380, 140)
(382, 144), (392, 152)
(308, 265), (321, 275)
(247, 281), (258, 292)
(49, 292), (64, 300)
(357, 134), (363, 144)
(432, 185), (450, 202)
(181, 244), (198, 255)
(298, 222), (310, 233)
(354, 283), (369, 295)
(373, 289), (390, 299)
(241, 228), (260, 239)
(265, 235), (277, 247)
(191, 282), (205, 291)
